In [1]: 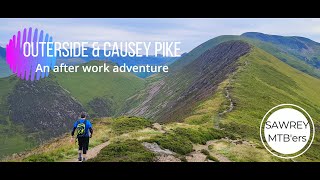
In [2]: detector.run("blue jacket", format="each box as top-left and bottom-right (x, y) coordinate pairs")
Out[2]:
(71, 119), (93, 137)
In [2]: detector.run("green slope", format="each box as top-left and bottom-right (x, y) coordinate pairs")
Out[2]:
(51, 60), (146, 116)
(220, 47), (320, 161)
(175, 45), (320, 161)
(0, 76), (35, 158)
(222, 47), (320, 136)
(0, 60), (146, 159)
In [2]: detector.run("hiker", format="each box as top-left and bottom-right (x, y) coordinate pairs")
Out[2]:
(71, 112), (93, 162)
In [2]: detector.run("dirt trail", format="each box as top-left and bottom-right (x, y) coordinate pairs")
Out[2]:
(192, 140), (232, 162)
(64, 123), (164, 162)
(218, 61), (249, 118)
(63, 141), (110, 162)
(186, 151), (209, 162)
(218, 85), (234, 117)
(62, 124), (231, 162)
(205, 141), (231, 162)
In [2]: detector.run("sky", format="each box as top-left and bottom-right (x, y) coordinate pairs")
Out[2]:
(1, 18), (320, 53)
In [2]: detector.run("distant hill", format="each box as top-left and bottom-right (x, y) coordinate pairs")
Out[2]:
(0, 47), (12, 78)
(0, 46), (5, 57)
(242, 32), (320, 68)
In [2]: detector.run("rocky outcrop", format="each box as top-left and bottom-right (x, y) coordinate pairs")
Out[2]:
(142, 142), (181, 162)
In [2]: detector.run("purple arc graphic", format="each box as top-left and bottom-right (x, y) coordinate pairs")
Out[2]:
(6, 28), (56, 81)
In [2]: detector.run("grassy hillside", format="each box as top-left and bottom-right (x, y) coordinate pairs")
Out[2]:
(220, 47), (320, 161)
(0, 60), (146, 159)
(6, 115), (278, 162)
(4, 117), (159, 162)
(6, 115), (283, 162)
(167, 45), (320, 161)
(0, 75), (87, 159)
(222, 47), (320, 136)
(52, 60), (146, 116)
(0, 76), (35, 158)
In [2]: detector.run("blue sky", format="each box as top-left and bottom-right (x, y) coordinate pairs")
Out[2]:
(1, 18), (320, 53)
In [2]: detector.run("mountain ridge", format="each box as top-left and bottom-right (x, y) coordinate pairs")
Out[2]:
(125, 41), (251, 122)
(169, 33), (320, 79)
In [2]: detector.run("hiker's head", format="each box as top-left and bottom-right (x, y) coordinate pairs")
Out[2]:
(80, 112), (86, 119)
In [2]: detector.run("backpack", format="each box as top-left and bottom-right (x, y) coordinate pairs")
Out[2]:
(76, 120), (87, 137)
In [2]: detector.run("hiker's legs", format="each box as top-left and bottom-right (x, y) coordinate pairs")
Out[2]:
(82, 137), (90, 161)
(78, 137), (84, 161)
(82, 153), (87, 160)
(82, 146), (87, 160)
(78, 150), (82, 159)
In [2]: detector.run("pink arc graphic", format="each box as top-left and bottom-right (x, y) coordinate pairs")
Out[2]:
(6, 28), (56, 81)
